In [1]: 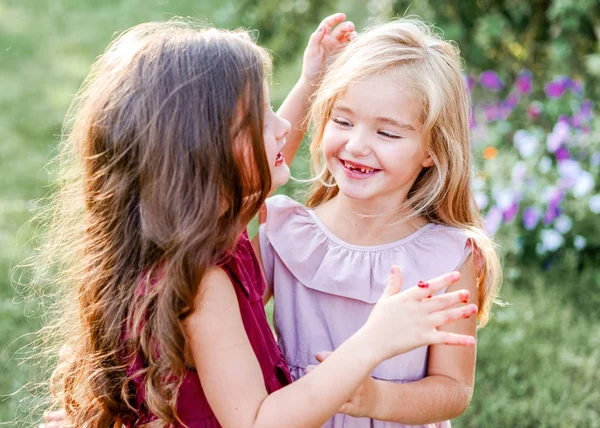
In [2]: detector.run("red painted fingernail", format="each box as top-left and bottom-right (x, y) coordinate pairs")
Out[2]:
(463, 314), (471, 318)
(427, 295), (432, 299)
(462, 298), (469, 303)
(417, 280), (429, 288)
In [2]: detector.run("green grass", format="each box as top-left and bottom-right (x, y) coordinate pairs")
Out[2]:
(0, 1), (598, 426)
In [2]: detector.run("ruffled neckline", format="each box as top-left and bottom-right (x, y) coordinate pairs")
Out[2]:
(306, 209), (436, 252)
(262, 195), (472, 304)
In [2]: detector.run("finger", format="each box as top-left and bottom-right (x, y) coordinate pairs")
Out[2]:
(431, 331), (476, 346)
(306, 364), (317, 374)
(424, 289), (470, 312)
(330, 21), (355, 41)
(381, 265), (403, 298)
(343, 31), (358, 43)
(315, 351), (332, 362)
(430, 304), (478, 327)
(317, 13), (346, 34)
(44, 409), (66, 422)
(404, 271), (461, 301)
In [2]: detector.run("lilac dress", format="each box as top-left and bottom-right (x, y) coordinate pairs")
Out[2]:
(259, 195), (472, 428)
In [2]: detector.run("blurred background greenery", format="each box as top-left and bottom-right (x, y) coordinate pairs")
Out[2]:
(1, 0), (599, 426)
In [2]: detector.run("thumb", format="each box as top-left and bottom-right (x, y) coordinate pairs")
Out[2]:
(308, 25), (327, 48)
(382, 265), (403, 298)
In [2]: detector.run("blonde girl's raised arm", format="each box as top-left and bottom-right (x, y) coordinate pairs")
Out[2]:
(184, 266), (477, 428)
(277, 13), (355, 166)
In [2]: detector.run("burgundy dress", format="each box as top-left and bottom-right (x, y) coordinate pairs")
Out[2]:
(126, 231), (291, 427)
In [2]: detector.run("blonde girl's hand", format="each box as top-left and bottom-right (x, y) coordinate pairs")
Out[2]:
(307, 351), (378, 418)
(301, 13), (356, 84)
(361, 267), (478, 361)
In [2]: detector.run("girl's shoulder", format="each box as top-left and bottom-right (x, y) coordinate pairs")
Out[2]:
(260, 195), (473, 302)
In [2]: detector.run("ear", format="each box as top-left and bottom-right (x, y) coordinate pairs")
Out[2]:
(422, 155), (434, 168)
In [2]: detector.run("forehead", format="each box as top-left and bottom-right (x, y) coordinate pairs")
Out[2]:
(333, 72), (422, 125)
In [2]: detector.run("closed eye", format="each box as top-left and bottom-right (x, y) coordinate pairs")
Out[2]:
(378, 130), (401, 139)
(332, 117), (352, 127)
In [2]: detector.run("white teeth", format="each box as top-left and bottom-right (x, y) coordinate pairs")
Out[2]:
(343, 160), (374, 173)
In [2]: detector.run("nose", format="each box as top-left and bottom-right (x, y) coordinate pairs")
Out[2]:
(277, 115), (291, 140)
(345, 127), (371, 157)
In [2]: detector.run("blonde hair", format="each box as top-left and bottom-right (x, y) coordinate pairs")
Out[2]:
(306, 18), (501, 327)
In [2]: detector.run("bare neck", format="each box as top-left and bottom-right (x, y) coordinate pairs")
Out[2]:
(312, 194), (429, 247)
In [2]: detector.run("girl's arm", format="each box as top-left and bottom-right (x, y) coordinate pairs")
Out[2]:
(326, 258), (479, 424)
(278, 13), (355, 167)
(183, 266), (477, 428)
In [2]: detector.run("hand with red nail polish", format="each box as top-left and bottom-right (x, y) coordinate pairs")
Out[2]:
(358, 266), (476, 361)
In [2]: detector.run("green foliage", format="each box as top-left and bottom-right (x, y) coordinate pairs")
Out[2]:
(235, 0), (337, 63)
(387, 0), (600, 98)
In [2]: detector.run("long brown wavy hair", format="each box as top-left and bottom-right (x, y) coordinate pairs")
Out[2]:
(306, 18), (502, 327)
(32, 20), (272, 427)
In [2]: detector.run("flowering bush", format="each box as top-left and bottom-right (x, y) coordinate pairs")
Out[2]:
(468, 70), (599, 286)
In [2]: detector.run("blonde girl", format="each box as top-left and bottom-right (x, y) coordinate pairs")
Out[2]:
(257, 18), (502, 427)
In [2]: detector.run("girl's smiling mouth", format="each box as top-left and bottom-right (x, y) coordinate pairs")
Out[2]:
(275, 152), (285, 166)
(340, 159), (381, 177)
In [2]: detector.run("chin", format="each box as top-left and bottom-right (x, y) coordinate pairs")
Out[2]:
(271, 167), (291, 188)
(336, 184), (376, 201)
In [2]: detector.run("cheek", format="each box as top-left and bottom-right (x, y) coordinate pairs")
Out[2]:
(321, 125), (341, 159)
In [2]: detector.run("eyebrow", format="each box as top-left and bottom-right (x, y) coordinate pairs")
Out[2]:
(332, 105), (417, 132)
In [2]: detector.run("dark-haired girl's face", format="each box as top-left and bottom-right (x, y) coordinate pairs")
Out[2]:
(263, 89), (291, 189)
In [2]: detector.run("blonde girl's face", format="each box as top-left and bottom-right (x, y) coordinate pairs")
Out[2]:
(263, 87), (291, 188)
(322, 73), (433, 206)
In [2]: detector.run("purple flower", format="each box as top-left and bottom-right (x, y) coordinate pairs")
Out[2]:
(568, 79), (583, 95)
(523, 207), (542, 230)
(543, 189), (564, 225)
(555, 147), (571, 162)
(511, 161), (527, 183)
(480, 71), (504, 92)
(514, 130), (539, 159)
(484, 104), (501, 121)
(545, 76), (571, 99)
(574, 235), (587, 251)
(474, 191), (489, 210)
(504, 91), (520, 109)
(540, 229), (564, 252)
(581, 99), (593, 118)
(503, 202), (519, 223)
(484, 206), (503, 235)
(554, 215), (573, 234)
(573, 171), (594, 198)
(515, 70), (532, 95)
(528, 101), (543, 119)
(590, 195), (600, 214)
(546, 118), (570, 153)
